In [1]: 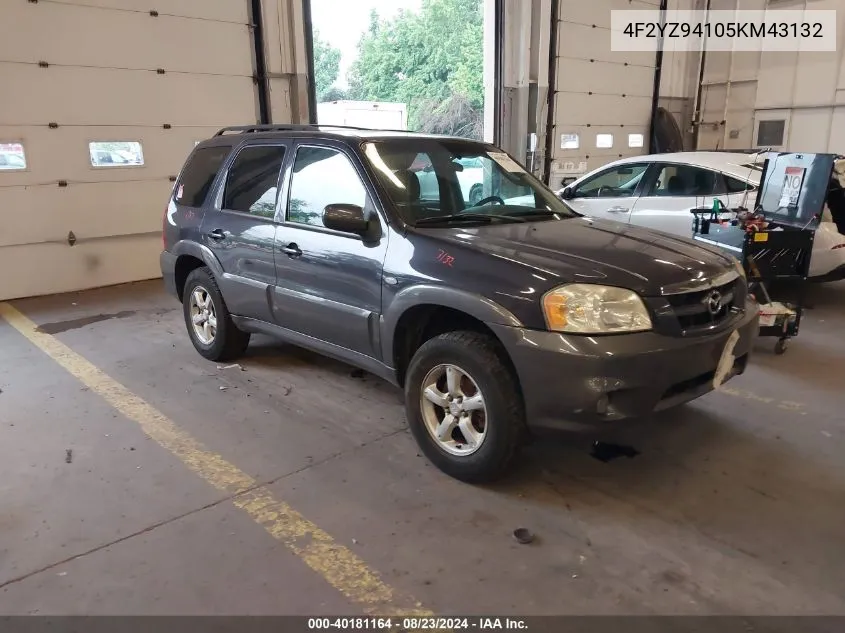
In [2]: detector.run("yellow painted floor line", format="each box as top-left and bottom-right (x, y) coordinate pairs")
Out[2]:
(0, 302), (429, 617)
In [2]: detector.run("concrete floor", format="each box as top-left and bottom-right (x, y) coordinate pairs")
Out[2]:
(1, 279), (845, 616)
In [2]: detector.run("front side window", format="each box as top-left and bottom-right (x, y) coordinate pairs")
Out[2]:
(575, 164), (648, 199)
(223, 145), (286, 218)
(363, 140), (577, 226)
(287, 146), (368, 228)
(648, 164), (718, 197)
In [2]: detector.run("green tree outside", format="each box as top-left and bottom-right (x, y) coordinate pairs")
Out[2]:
(313, 29), (343, 102)
(346, 0), (484, 139)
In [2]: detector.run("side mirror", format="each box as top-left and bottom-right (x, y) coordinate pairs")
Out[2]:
(323, 203), (369, 235)
(560, 186), (574, 200)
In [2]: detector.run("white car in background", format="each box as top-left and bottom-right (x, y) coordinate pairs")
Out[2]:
(416, 156), (485, 205)
(558, 152), (845, 281)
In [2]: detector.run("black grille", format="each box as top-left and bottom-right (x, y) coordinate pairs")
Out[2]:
(665, 280), (740, 333)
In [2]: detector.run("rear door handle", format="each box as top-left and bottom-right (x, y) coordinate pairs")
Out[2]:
(607, 206), (629, 213)
(282, 242), (302, 258)
(207, 228), (227, 241)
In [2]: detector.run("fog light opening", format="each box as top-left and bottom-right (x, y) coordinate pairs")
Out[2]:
(596, 394), (609, 416)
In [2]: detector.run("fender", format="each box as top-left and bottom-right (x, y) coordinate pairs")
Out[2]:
(171, 240), (225, 279)
(380, 284), (524, 363)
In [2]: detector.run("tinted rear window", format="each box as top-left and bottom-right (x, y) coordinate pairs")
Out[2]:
(223, 145), (286, 217)
(175, 146), (230, 207)
(725, 175), (755, 193)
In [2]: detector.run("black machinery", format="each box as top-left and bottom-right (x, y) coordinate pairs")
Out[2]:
(691, 152), (840, 354)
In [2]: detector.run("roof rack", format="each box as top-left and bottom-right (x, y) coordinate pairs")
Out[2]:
(213, 123), (384, 136)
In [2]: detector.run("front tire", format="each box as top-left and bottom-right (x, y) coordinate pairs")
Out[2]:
(404, 331), (525, 483)
(182, 267), (250, 362)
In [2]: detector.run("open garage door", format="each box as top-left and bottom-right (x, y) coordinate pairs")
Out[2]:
(549, 0), (660, 189)
(0, 1), (260, 300)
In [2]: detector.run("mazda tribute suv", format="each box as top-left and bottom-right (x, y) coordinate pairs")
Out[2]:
(161, 125), (759, 482)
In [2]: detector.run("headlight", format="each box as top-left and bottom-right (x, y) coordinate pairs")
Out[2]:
(542, 284), (652, 334)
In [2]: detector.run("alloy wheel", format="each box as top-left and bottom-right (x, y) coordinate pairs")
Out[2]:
(419, 363), (488, 456)
(189, 286), (217, 345)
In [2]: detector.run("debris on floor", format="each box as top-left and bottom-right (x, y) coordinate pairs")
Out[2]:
(218, 363), (246, 371)
(219, 386), (228, 391)
(65, 449), (72, 464)
(590, 441), (640, 463)
(512, 528), (535, 545)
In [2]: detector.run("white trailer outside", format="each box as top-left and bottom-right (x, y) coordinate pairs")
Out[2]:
(317, 101), (408, 131)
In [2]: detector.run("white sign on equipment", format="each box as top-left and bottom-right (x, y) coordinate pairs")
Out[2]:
(778, 166), (805, 208)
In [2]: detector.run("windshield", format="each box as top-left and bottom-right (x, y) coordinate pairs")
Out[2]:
(362, 140), (578, 226)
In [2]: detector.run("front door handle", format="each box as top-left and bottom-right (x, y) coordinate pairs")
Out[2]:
(207, 228), (227, 241)
(607, 206), (629, 213)
(283, 242), (302, 258)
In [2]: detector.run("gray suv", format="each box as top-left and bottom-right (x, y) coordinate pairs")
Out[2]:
(161, 125), (759, 482)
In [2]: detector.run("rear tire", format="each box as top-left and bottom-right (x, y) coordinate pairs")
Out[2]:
(404, 331), (525, 483)
(182, 267), (250, 362)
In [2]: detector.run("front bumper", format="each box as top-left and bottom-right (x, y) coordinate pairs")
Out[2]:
(491, 305), (759, 430)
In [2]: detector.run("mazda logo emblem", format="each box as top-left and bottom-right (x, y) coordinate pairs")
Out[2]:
(704, 290), (723, 316)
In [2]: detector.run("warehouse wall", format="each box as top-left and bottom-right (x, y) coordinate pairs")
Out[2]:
(547, 0), (661, 189)
(0, 0), (310, 301)
(697, 0), (845, 152)
(658, 0), (701, 150)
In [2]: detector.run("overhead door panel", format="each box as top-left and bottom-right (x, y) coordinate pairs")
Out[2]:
(551, 0), (660, 188)
(3, 0), (251, 23)
(0, 0), (259, 300)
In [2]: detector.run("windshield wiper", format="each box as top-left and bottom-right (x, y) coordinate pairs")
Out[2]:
(414, 213), (526, 226)
(503, 209), (564, 218)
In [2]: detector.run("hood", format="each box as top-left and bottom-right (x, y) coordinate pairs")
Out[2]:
(430, 217), (739, 296)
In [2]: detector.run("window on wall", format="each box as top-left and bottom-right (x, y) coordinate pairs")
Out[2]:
(0, 142), (27, 171)
(596, 134), (614, 149)
(628, 133), (644, 148)
(560, 133), (579, 149)
(89, 141), (144, 167)
(223, 145), (286, 218)
(757, 120), (785, 147)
